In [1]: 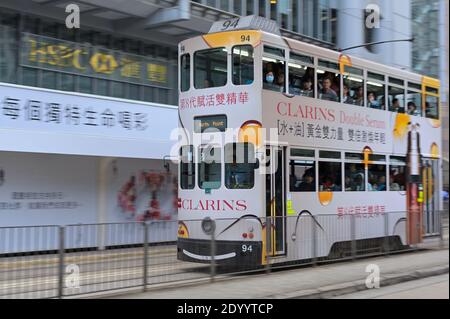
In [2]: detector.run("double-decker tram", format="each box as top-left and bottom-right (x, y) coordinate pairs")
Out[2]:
(176, 16), (443, 266)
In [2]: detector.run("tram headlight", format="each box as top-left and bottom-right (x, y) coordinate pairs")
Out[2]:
(201, 217), (216, 235)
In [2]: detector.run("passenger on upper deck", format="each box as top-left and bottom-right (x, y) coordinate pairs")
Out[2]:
(263, 62), (285, 93)
(354, 87), (364, 106)
(319, 77), (338, 102)
(391, 98), (405, 113)
(276, 72), (286, 92)
(343, 84), (355, 105)
(289, 78), (301, 95)
(368, 92), (381, 109)
(407, 102), (420, 116)
(301, 78), (314, 97)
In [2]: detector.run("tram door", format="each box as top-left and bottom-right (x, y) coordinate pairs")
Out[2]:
(265, 146), (286, 256)
(422, 158), (440, 235)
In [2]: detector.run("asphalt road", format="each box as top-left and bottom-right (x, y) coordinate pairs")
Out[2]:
(335, 274), (449, 299)
(0, 209), (448, 299)
(0, 245), (211, 299)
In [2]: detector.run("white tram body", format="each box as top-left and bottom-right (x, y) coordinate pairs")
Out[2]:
(176, 17), (442, 265)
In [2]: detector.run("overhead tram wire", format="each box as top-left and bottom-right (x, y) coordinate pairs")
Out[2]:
(339, 38), (415, 52)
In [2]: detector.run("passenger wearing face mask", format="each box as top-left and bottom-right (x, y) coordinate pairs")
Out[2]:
(263, 71), (280, 91)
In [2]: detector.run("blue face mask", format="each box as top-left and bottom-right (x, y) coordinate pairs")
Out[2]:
(266, 75), (274, 83)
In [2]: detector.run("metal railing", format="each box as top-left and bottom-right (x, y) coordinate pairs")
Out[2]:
(0, 210), (447, 299)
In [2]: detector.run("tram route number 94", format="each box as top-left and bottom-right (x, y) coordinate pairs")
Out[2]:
(221, 18), (240, 31)
(242, 244), (253, 253)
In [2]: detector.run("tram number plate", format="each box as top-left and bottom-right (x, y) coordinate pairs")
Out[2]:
(242, 244), (253, 253)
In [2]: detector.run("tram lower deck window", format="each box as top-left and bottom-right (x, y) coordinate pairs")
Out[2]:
(225, 143), (255, 189)
(368, 164), (387, 191)
(319, 162), (342, 192)
(180, 145), (195, 189)
(390, 160), (406, 191)
(290, 160), (315, 192)
(198, 146), (221, 190)
(345, 163), (365, 192)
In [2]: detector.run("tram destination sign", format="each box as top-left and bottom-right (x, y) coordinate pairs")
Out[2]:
(20, 33), (169, 87)
(194, 115), (227, 133)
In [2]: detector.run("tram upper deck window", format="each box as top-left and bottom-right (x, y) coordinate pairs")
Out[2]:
(367, 72), (386, 110)
(263, 46), (286, 93)
(343, 66), (364, 106)
(425, 87), (439, 120)
(194, 48), (227, 89)
(406, 89), (422, 116)
(425, 95), (439, 119)
(317, 59), (340, 103)
(232, 45), (254, 85)
(288, 52), (315, 98)
(180, 54), (190, 92)
(198, 145), (221, 190)
(225, 143), (256, 189)
(388, 86), (405, 113)
(180, 145), (195, 189)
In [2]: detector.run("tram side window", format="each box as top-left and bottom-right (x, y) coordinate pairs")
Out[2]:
(263, 58), (286, 93)
(180, 145), (195, 189)
(317, 71), (340, 102)
(263, 46), (286, 93)
(194, 48), (227, 89)
(390, 157), (406, 191)
(425, 95), (439, 120)
(367, 72), (386, 110)
(368, 164), (387, 191)
(225, 143), (255, 189)
(343, 78), (364, 106)
(319, 162), (342, 192)
(388, 86), (405, 113)
(343, 66), (364, 106)
(180, 54), (190, 92)
(232, 45), (254, 85)
(290, 160), (316, 192)
(288, 55), (315, 98)
(406, 90), (422, 116)
(345, 163), (365, 192)
(198, 145), (221, 190)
